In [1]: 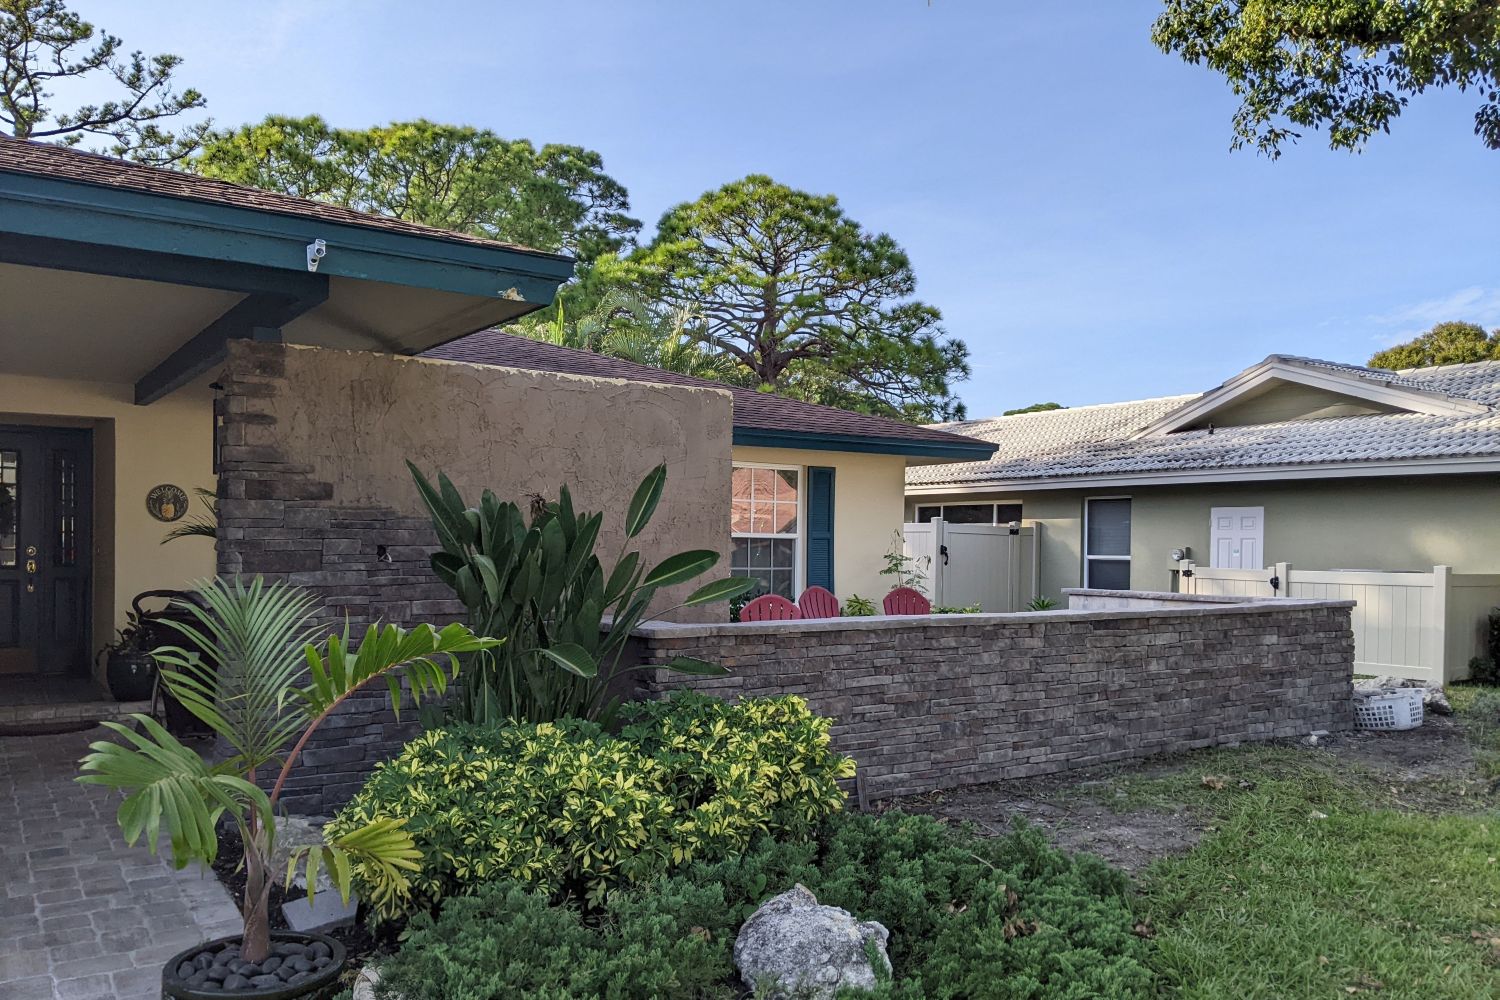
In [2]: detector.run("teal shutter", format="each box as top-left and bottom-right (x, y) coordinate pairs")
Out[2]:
(805, 467), (836, 591)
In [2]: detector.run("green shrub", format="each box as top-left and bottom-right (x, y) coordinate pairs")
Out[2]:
(373, 879), (736, 1000)
(371, 812), (1155, 1000)
(331, 693), (854, 922)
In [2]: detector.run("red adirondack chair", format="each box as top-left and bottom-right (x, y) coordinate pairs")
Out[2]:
(882, 586), (931, 616)
(796, 586), (840, 619)
(741, 594), (802, 622)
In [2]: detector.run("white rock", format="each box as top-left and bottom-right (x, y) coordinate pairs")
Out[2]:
(734, 884), (891, 999)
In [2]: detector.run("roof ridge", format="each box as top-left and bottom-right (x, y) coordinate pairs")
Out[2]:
(940, 393), (1198, 428)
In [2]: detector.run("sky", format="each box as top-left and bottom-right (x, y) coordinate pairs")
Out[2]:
(73, 0), (1500, 416)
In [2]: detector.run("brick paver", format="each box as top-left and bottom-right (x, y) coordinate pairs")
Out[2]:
(2, 725), (242, 1000)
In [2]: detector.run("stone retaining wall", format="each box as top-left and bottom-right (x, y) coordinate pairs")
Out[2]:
(630, 600), (1355, 802)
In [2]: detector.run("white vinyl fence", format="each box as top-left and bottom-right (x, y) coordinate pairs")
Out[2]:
(1178, 561), (1500, 684)
(901, 520), (1040, 612)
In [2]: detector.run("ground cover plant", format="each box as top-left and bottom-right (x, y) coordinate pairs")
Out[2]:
(329, 692), (855, 921)
(369, 812), (1155, 1000)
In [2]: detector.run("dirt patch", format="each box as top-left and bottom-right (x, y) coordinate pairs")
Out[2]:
(888, 713), (1487, 873)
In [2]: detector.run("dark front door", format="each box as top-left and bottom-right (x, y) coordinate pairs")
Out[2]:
(0, 426), (92, 675)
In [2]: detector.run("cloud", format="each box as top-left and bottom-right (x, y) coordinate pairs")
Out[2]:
(1366, 286), (1500, 344)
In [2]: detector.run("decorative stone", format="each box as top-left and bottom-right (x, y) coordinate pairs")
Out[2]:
(351, 966), (384, 1000)
(282, 889), (359, 934)
(270, 815), (336, 893)
(249, 973), (284, 989)
(222, 973), (249, 990)
(734, 884), (891, 999)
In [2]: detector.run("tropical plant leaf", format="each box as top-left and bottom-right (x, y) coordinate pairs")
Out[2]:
(641, 549), (718, 589)
(624, 464), (667, 539)
(682, 576), (755, 606)
(539, 642), (598, 678)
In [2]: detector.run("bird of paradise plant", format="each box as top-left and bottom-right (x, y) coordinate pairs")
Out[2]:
(77, 576), (497, 965)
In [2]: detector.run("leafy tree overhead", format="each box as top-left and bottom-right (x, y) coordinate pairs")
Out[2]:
(1369, 321), (1500, 369)
(1003, 401), (1065, 416)
(0, 0), (208, 163)
(626, 175), (969, 422)
(1153, 0), (1500, 155)
(193, 116), (640, 261)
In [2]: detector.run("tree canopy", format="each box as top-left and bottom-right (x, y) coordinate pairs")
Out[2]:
(192, 116), (640, 261)
(1153, 0), (1500, 155)
(0, 0), (208, 163)
(624, 175), (969, 422)
(1003, 401), (1065, 416)
(1369, 321), (1500, 369)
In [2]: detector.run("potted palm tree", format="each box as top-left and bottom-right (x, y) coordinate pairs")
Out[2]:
(78, 576), (496, 999)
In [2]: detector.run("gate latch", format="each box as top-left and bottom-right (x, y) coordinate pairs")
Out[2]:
(939, 544), (949, 566)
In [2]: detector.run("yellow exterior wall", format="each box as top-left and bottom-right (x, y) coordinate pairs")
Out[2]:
(910, 473), (1500, 598)
(0, 372), (216, 667)
(735, 446), (908, 601)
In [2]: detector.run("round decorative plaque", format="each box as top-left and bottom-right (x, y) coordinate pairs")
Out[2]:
(147, 484), (189, 523)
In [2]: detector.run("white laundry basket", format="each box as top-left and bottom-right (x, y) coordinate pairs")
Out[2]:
(1353, 687), (1424, 731)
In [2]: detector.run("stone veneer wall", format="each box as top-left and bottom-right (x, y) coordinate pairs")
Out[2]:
(631, 600), (1355, 802)
(215, 341), (734, 814)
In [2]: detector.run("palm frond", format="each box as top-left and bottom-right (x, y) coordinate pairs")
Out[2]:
(153, 577), (321, 772)
(285, 817), (421, 911)
(78, 715), (270, 868)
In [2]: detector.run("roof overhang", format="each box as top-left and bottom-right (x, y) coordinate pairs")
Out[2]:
(906, 453), (1500, 494)
(0, 166), (574, 403)
(734, 427), (999, 462)
(1130, 356), (1490, 439)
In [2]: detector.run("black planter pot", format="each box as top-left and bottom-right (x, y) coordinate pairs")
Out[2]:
(105, 650), (156, 702)
(161, 931), (347, 1000)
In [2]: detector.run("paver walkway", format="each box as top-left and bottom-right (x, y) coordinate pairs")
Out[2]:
(1, 725), (242, 1000)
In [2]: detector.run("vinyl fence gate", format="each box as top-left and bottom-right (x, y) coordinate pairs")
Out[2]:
(901, 520), (1040, 613)
(1177, 560), (1500, 684)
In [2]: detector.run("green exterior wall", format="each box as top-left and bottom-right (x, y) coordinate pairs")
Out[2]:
(908, 473), (1500, 599)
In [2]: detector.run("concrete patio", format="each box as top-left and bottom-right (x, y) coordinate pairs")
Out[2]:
(0, 724), (242, 1000)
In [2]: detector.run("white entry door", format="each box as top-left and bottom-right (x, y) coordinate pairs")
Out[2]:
(1210, 506), (1264, 569)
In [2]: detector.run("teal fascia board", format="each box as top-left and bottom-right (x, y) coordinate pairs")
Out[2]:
(732, 427), (997, 461)
(0, 170), (575, 302)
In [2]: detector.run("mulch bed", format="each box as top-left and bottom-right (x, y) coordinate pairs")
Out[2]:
(210, 824), (395, 970)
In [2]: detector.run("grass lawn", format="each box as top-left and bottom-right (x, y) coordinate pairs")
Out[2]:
(1125, 688), (1500, 999)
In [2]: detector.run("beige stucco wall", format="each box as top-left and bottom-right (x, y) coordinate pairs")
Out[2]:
(735, 445), (907, 601)
(0, 372), (217, 667)
(910, 473), (1500, 598)
(250, 345), (735, 619)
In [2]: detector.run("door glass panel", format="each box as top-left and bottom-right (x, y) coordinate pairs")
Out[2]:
(0, 450), (17, 568)
(54, 453), (77, 567)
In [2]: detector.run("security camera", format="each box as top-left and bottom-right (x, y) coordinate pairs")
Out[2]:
(306, 239), (328, 272)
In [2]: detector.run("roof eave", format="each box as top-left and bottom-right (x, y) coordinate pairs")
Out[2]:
(735, 427), (998, 461)
(0, 168), (576, 302)
(906, 453), (1500, 493)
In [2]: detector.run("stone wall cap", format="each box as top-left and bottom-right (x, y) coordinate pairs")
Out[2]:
(630, 594), (1355, 638)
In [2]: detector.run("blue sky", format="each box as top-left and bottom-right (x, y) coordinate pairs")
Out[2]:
(85, 0), (1500, 416)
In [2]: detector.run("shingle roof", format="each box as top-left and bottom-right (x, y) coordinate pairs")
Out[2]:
(424, 329), (994, 454)
(0, 136), (566, 259)
(909, 358), (1500, 487)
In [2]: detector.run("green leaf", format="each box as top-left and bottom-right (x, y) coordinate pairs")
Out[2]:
(538, 642), (598, 678)
(642, 549), (718, 589)
(663, 656), (731, 677)
(682, 576), (755, 606)
(624, 464), (667, 538)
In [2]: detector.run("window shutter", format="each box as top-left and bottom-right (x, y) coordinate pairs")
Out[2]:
(805, 467), (836, 591)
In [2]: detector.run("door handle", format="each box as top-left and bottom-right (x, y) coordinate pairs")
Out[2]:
(25, 556), (36, 592)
